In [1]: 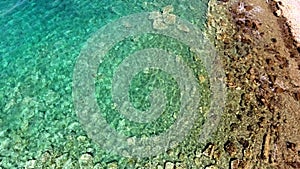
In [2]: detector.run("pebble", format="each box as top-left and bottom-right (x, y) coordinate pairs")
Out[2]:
(274, 10), (281, 17)
(163, 13), (176, 25)
(0, 138), (10, 150)
(79, 153), (93, 165)
(261, 131), (270, 160)
(93, 163), (104, 169)
(25, 160), (36, 169)
(150, 5), (177, 30)
(194, 157), (202, 166)
(153, 18), (168, 30)
(164, 161), (175, 169)
(205, 165), (218, 169)
(230, 159), (240, 169)
(198, 75), (206, 84)
(55, 153), (69, 166)
(62, 159), (73, 168)
(107, 162), (118, 169)
(0, 129), (6, 137)
(202, 143), (215, 158)
(77, 135), (87, 142)
(163, 5), (174, 14)
(231, 159), (250, 169)
(175, 162), (186, 169)
(195, 149), (202, 158)
(177, 24), (190, 32)
(40, 151), (51, 163)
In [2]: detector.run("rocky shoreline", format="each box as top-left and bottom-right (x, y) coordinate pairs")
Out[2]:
(207, 0), (300, 168)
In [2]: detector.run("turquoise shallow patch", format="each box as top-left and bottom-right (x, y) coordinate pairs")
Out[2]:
(73, 10), (225, 159)
(0, 0), (227, 168)
(95, 33), (210, 138)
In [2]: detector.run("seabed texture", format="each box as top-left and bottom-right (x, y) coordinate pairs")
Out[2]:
(0, 0), (299, 168)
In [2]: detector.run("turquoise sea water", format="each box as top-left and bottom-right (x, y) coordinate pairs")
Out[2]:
(0, 0), (222, 168)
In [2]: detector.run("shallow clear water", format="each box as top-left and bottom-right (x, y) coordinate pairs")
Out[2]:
(0, 0), (225, 168)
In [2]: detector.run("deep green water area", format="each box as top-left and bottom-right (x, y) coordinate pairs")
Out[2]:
(0, 0), (218, 168)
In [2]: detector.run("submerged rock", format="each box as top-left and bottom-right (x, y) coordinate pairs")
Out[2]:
(153, 18), (168, 30)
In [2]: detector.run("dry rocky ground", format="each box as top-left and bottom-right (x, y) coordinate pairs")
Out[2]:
(205, 0), (300, 168)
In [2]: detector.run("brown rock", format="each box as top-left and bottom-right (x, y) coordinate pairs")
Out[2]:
(286, 141), (297, 151)
(241, 34), (252, 44)
(261, 131), (271, 161)
(286, 161), (300, 168)
(245, 5), (254, 11)
(293, 91), (300, 101)
(224, 140), (238, 156)
(202, 143), (215, 158)
(230, 159), (250, 169)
